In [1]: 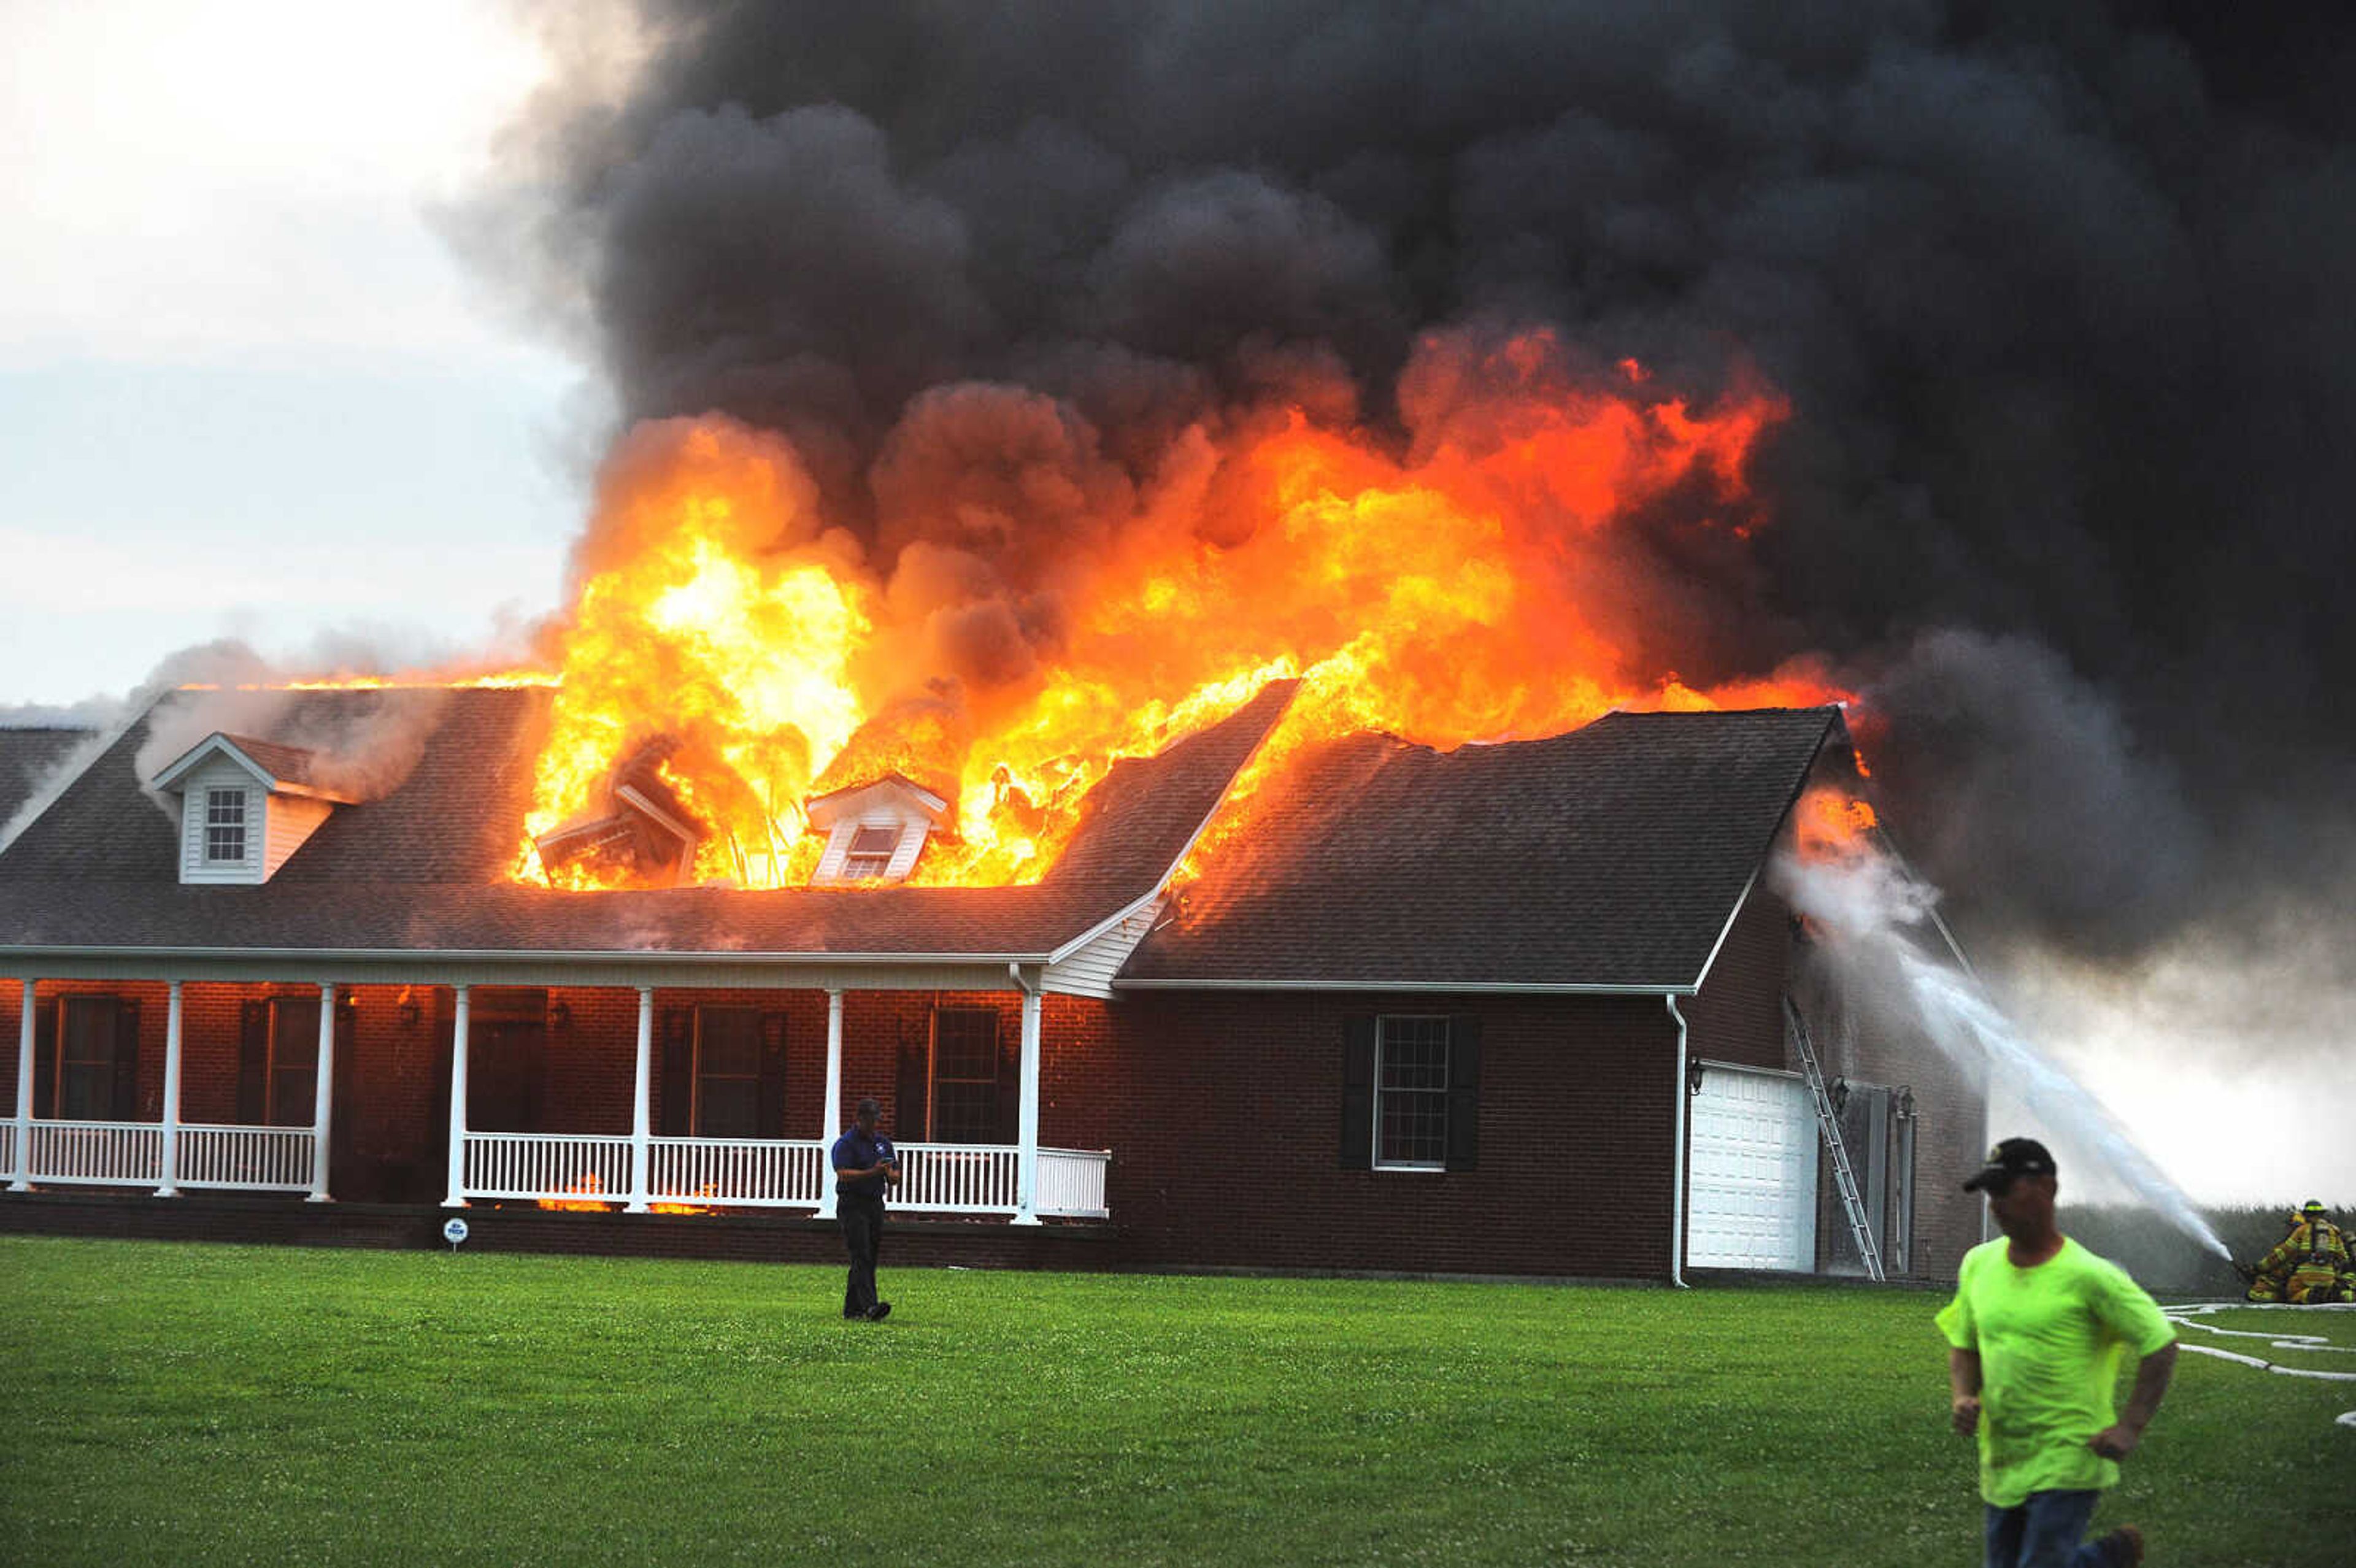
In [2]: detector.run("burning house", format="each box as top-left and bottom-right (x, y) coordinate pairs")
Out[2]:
(0, 674), (1984, 1282)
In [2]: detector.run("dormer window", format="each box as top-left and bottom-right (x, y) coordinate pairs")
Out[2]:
(150, 732), (356, 886)
(804, 773), (956, 886)
(204, 788), (248, 863)
(841, 825), (898, 880)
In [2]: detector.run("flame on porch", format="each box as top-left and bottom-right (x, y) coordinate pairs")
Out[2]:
(533, 1173), (723, 1215)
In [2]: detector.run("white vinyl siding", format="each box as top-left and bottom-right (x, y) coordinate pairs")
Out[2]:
(180, 759), (261, 883)
(813, 817), (928, 883)
(1044, 901), (1161, 998)
(174, 755), (337, 885)
(263, 794), (334, 878)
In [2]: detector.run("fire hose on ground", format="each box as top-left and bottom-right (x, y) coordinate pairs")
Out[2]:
(2160, 1302), (2356, 1431)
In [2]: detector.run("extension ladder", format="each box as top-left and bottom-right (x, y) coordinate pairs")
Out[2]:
(1785, 997), (1885, 1281)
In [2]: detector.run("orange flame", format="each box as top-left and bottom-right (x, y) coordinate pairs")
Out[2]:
(536, 1172), (614, 1212)
(1793, 786), (1881, 866)
(512, 330), (1849, 890)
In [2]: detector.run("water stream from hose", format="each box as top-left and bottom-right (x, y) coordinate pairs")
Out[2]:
(1774, 838), (2231, 1261)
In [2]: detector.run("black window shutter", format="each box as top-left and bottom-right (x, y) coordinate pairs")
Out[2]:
(657, 1007), (693, 1136)
(1340, 1015), (1376, 1169)
(895, 1017), (930, 1143)
(757, 1012), (788, 1137)
(235, 1001), (269, 1124)
(111, 999), (141, 1120)
(1445, 1015), (1482, 1171)
(32, 994), (58, 1120)
(993, 1008), (1018, 1145)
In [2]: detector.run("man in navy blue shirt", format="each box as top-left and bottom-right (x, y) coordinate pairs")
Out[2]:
(831, 1097), (900, 1320)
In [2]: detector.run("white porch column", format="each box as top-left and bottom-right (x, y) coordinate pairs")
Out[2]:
(443, 986), (471, 1207)
(817, 988), (844, 1219)
(155, 981), (184, 1197)
(626, 986), (653, 1213)
(9, 978), (33, 1191)
(1012, 983), (1043, 1225)
(307, 983), (336, 1202)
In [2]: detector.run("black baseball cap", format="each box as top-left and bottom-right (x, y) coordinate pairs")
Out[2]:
(1962, 1137), (2057, 1193)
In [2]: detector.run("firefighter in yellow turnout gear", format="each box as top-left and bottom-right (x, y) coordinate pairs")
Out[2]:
(2242, 1201), (2352, 1304)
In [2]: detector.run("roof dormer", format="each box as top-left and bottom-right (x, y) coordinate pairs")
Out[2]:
(150, 733), (357, 886)
(806, 773), (953, 885)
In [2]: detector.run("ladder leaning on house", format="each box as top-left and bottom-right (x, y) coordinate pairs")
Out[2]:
(1784, 997), (1885, 1282)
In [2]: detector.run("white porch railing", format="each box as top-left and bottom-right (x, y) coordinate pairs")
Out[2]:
(649, 1137), (828, 1207)
(1036, 1147), (1112, 1219)
(24, 1121), (163, 1185)
(175, 1125), (315, 1191)
(464, 1132), (634, 1202)
(450, 1132), (1112, 1218)
(9, 1121), (317, 1191)
(893, 1142), (1017, 1212)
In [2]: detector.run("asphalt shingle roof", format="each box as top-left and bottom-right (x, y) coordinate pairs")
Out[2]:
(1119, 707), (1849, 991)
(0, 687), (1841, 982)
(0, 728), (95, 840)
(0, 682), (1296, 961)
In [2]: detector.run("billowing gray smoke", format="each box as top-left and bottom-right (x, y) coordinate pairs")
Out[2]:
(477, 0), (2355, 970)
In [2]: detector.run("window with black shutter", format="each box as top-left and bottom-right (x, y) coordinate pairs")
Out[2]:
(1344, 1014), (1480, 1172)
(267, 996), (321, 1126)
(1374, 1016), (1450, 1169)
(693, 1007), (762, 1139)
(930, 1007), (1003, 1143)
(55, 996), (134, 1120)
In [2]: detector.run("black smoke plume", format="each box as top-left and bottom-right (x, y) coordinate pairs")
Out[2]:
(475, 0), (2356, 968)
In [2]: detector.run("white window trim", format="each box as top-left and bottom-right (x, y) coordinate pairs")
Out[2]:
(1372, 1014), (1450, 1172)
(204, 786), (248, 864)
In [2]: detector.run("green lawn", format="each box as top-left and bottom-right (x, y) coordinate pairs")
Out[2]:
(2, 1239), (2349, 1566)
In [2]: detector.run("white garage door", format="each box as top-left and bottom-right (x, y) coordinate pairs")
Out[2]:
(1687, 1063), (1819, 1271)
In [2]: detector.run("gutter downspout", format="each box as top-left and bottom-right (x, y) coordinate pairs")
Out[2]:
(1666, 994), (1690, 1289)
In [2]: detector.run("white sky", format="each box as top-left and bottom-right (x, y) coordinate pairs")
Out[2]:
(0, 0), (586, 706)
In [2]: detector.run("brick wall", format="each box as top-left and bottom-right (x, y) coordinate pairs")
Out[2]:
(1681, 882), (1793, 1071)
(1085, 992), (1684, 1279)
(0, 966), (1978, 1282)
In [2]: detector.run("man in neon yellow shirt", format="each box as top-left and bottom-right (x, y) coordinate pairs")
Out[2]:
(1938, 1138), (2179, 1568)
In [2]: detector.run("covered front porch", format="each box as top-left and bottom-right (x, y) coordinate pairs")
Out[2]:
(3, 963), (1112, 1223)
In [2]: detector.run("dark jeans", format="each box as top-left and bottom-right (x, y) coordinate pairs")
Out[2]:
(1983, 1489), (2111, 1568)
(839, 1191), (885, 1317)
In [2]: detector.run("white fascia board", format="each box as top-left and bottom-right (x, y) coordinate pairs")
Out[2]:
(1046, 886), (1163, 966)
(1113, 977), (1692, 996)
(1053, 691), (1296, 967)
(6, 943), (1054, 967)
(150, 735), (356, 804)
(1687, 863), (1765, 996)
(150, 734), (274, 794)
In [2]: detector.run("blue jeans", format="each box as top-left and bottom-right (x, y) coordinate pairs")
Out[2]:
(1982, 1489), (2112, 1568)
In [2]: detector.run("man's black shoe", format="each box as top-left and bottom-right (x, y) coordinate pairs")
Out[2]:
(844, 1309), (867, 1320)
(866, 1301), (892, 1321)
